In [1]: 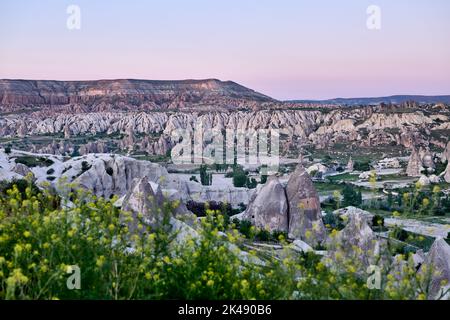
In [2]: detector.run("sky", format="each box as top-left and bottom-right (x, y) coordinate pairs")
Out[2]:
(0, 0), (449, 100)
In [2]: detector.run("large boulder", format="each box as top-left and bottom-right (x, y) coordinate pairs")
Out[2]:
(419, 238), (450, 300)
(286, 163), (326, 243)
(422, 152), (435, 173)
(428, 175), (441, 184)
(306, 163), (328, 175)
(12, 163), (35, 180)
(121, 177), (165, 232)
(291, 239), (313, 253)
(243, 175), (288, 232)
(329, 211), (385, 268)
(417, 175), (431, 187)
(333, 206), (374, 225)
(336, 212), (377, 253)
(71, 154), (177, 198)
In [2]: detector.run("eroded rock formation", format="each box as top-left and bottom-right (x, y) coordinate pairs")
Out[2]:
(242, 161), (326, 244)
(121, 177), (165, 232)
(444, 162), (450, 183)
(286, 163), (326, 243)
(419, 238), (450, 300)
(407, 147), (422, 177)
(243, 176), (288, 232)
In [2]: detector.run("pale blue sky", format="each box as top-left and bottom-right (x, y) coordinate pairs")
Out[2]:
(1, 0), (449, 99)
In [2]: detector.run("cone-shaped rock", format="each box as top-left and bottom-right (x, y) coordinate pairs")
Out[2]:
(121, 176), (164, 232)
(337, 212), (376, 253)
(12, 163), (35, 180)
(444, 162), (450, 183)
(442, 141), (450, 163)
(329, 211), (381, 267)
(420, 238), (450, 299)
(286, 163), (326, 243)
(406, 147), (422, 177)
(244, 175), (288, 232)
(347, 156), (354, 172)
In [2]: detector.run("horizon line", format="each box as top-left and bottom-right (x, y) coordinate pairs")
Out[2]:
(1, 77), (449, 102)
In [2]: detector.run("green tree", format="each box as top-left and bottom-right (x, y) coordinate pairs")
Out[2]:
(260, 174), (268, 184)
(342, 184), (362, 207)
(200, 165), (212, 186)
(4, 144), (12, 154)
(232, 165), (247, 188)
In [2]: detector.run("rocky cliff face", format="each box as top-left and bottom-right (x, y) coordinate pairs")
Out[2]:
(0, 79), (275, 112)
(2, 107), (448, 151)
(419, 238), (450, 299)
(1, 79), (450, 156)
(242, 162), (326, 244)
(286, 163), (326, 243)
(243, 176), (289, 232)
(0, 149), (254, 208)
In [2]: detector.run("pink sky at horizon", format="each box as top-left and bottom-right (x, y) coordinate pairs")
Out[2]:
(1, 0), (449, 100)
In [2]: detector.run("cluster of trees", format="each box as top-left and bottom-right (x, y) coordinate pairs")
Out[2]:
(231, 165), (257, 189)
(353, 160), (371, 171)
(382, 187), (450, 216)
(196, 163), (266, 189)
(323, 184), (363, 210)
(232, 219), (287, 243)
(342, 184), (363, 207)
(186, 200), (238, 218)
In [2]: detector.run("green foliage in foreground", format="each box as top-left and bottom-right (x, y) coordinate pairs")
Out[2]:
(0, 180), (440, 300)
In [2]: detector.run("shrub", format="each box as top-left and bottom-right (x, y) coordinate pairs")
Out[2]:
(200, 165), (212, 186)
(233, 219), (252, 239)
(372, 214), (385, 228)
(260, 174), (268, 184)
(81, 161), (91, 173)
(232, 165), (247, 188)
(0, 181), (436, 300)
(271, 230), (288, 242)
(354, 160), (371, 171)
(323, 211), (345, 231)
(342, 184), (362, 207)
(255, 229), (271, 242)
(0, 179), (41, 198)
(246, 177), (257, 189)
(186, 201), (232, 219)
(391, 226), (409, 242)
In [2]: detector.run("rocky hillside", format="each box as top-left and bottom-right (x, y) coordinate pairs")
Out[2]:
(294, 95), (450, 106)
(1, 79), (450, 160)
(2, 105), (450, 157)
(0, 79), (275, 112)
